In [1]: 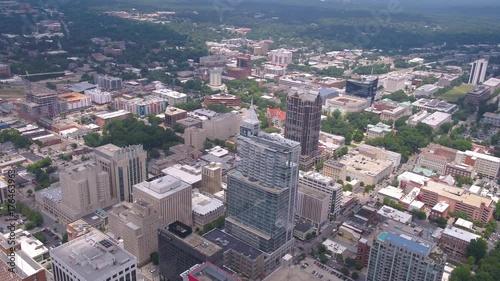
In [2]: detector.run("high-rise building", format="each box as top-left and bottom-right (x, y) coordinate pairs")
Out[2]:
(94, 144), (147, 202)
(225, 106), (301, 273)
(50, 230), (137, 281)
(108, 200), (160, 266)
(209, 68), (223, 87)
(385, 75), (406, 93)
(346, 77), (378, 103)
(468, 59), (488, 85)
(269, 49), (293, 65)
(284, 87), (322, 170)
(19, 88), (60, 121)
(184, 127), (207, 151)
(158, 221), (223, 281)
(296, 185), (330, 229)
(59, 161), (116, 221)
(202, 112), (242, 141)
(201, 162), (222, 194)
(299, 171), (343, 217)
(366, 231), (446, 281)
(133, 174), (192, 226)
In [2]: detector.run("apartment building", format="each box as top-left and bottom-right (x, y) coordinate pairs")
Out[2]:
(108, 200), (160, 266)
(184, 127), (207, 151)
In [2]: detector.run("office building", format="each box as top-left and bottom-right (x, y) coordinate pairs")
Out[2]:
(192, 192), (225, 231)
(177, 117), (203, 129)
(108, 200), (160, 266)
(483, 77), (500, 91)
(133, 174), (192, 226)
(412, 98), (457, 114)
(418, 144), (458, 174)
(420, 112), (452, 130)
(366, 231), (446, 281)
(325, 95), (371, 114)
(225, 107), (301, 273)
(153, 89), (188, 105)
(465, 85), (491, 105)
(339, 151), (393, 185)
(163, 164), (202, 189)
(438, 226), (480, 261)
(165, 107), (188, 127)
(184, 127), (207, 151)
(299, 171), (343, 216)
(296, 185), (330, 230)
(345, 77), (378, 103)
(94, 75), (122, 90)
(284, 87), (322, 170)
(94, 144), (147, 202)
(180, 262), (241, 281)
(468, 59), (488, 85)
(454, 150), (500, 179)
(58, 161), (116, 222)
(203, 229), (265, 280)
(421, 181), (494, 223)
(66, 219), (95, 242)
(269, 48), (293, 65)
(209, 68), (222, 87)
(158, 221), (223, 281)
(50, 229), (137, 281)
(201, 162), (222, 194)
(203, 112), (241, 141)
(385, 75), (406, 93)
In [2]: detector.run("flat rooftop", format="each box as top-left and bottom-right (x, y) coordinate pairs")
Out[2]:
(134, 174), (191, 199)
(381, 232), (431, 256)
(442, 226), (480, 242)
(49, 230), (136, 280)
(203, 229), (263, 260)
(340, 153), (393, 177)
(0, 249), (43, 278)
(423, 181), (493, 208)
(192, 193), (224, 216)
(58, 92), (89, 101)
(95, 110), (130, 120)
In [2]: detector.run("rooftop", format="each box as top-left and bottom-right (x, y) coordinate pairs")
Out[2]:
(163, 164), (202, 185)
(192, 193), (224, 216)
(422, 112), (451, 126)
(423, 181), (493, 208)
(454, 218), (474, 230)
(378, 186), (404, 200)
(381, 232), (431, 256)
(95, 110), (130, 120)
(203, 229), (263, 260)
(0, 250), (43, 278)
(134, 174), (191, 199)
(377, 206), (412, 223)
(58, 92), (90, 102)
(49, 230), (136, 280)
(442, 226), (480, 242)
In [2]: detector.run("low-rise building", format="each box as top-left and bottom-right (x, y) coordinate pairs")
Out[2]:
(415, 84), (439, 97)
(438, 226), (480, 261)
(95, 110), (131, 127)
(165, 107), (188, 127)
(324, 96), (371, 114)
(366, 122), (392, 138)
(202, 93), (242, 107)
(483, 77), (500, 91)
(364, 99), (412, 121)
(454, 150), (500, 179)
(0, 249), (48, 281)
(266, 108), (286, 128)
(376, 205), (412, 224)
(153, 89), (188, 105)
(378, 186), (404, 202)
(420, 112), (452, 130)
(412, 98), (457, 113)
(192, 192), (225, 231)
(84, 88), (112, 104)
(58, 92), (92, 112)
(481, 112), (500, 127)
(339, 152), (393, 185)
(465, 85), (491, 105)
(418, 143), (458, 174)
(322, 160), (346, 182)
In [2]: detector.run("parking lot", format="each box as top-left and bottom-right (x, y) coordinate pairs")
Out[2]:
(37, 228), (62, 249)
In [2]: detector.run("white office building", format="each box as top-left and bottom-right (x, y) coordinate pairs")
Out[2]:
(468, 59), (488, 85)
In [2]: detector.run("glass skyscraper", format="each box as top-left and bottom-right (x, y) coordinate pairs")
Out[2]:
(225, 106), (301, 273)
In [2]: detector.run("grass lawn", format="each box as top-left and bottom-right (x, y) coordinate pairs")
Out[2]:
(439, 84), (476, 102)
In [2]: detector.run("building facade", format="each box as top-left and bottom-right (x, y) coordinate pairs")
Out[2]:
(296, 185), (330, 230)
(184, 127), (207, 151)
(94, 144), (147, 202)
(346, 77), (378, 103)
(107, 200), (160, 266)
(201, 162), (223, 194)
(299, 171), (343, 217)
(468, 59), (488, 85)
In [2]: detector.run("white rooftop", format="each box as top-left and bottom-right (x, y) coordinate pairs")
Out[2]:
(206, 146), (229, 158)
(469, 185), (481, 194)
(133, 174), (191, 199)
(432, 201), (449, 213)
(162, 164), (202, 185)
(378, 186), (404, 200)
(454, 218), (474, 230)
(377, 206), (412, 224)
(398, 171), (430, 186)
(192, 192), (224, 216)
(422, 111), (451, 127)
(443, 226), (480, 242)
(96, 110), (130, 120)
(401, 187), (421, 205)
(322, 239), (347, 254)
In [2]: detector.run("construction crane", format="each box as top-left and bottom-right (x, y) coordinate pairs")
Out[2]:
(20, 71), (66, 94)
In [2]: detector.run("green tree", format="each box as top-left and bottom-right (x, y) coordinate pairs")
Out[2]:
(149, 148), (160, 159)
(353, 130), (364, 142)
(172, 123), (185, 133)
(466, 238), (487, 263)
(62, 232), (68, 243)
(340, 267), (350, 276)
(449, 266), (472, 281)
(150, 252), (159, 265)
(351, 272), (359, 280)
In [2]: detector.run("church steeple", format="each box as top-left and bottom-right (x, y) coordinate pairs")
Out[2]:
(240, 99), (261, 137)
